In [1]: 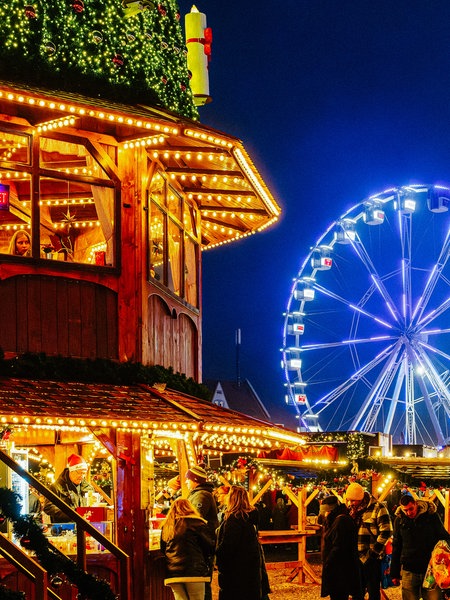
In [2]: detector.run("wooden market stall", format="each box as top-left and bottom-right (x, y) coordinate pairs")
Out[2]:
(0, 376), (308, 599)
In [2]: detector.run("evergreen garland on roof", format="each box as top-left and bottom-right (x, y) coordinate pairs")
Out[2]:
(0, 351), (211, 401)
(0, 0), (198, 119)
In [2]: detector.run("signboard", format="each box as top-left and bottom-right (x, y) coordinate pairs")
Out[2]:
(0, 184), (10, 211)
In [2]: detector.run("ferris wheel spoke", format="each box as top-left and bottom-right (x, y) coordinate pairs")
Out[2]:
(408, 345), (445, 446)
(312, 282), (395, 330)
(308, 342), (397, 416)
(413, 343), (450, 419)
(300, 335), (396, 352)
(417, 296), (450, 329)
(348, 233), (402, 323)
(398, 211), (413, 324)
(351, 341), (403, 431)
(412, 229), (450, 324)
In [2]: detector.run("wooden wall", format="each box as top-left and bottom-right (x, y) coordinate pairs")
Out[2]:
(0, 275), (118, 359)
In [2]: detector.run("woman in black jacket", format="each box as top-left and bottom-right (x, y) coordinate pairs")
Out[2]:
(160, 498), (216, 600)
(321, 495), (362, 600)
(216, 485), (271, 600)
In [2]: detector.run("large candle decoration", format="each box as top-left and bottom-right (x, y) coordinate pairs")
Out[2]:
(185, 5), (212, 105)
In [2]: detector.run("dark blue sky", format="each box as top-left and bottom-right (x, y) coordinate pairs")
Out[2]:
(179, 1), (450, 427)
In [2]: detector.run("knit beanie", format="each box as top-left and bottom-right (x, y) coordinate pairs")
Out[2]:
(67, 454), (88, 472)
(320, 495), (339, 514)
(345, 482), (365, 501)
(168, 475), (181, 492)
(185, 465), (207, 483)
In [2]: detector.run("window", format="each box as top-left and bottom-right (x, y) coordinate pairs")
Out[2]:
(148, 173), (199, 308)
(0, 128), (117, 266)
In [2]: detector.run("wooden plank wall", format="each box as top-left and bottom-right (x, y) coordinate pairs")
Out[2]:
(0, 275), (118, 359)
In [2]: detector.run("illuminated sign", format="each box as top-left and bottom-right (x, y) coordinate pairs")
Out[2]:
(0, 184), (10, 210)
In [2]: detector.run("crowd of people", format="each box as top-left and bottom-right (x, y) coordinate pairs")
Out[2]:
(30, 456), (450, 600)
(158, 470), (450, 600)
(319, 481), (450, 600)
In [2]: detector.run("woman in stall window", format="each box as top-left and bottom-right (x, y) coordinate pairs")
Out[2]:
(8, 230), (31, 256)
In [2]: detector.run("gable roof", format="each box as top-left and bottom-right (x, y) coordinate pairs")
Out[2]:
(0, 377), (306, 453)
(205, 379), (272, 421)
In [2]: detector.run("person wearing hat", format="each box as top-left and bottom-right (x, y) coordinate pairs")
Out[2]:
(320, 495), (362, 600)
(345, 481), (393, 600)
(43, 453), (94, 523)
(390, 494), (450, 600)
(185, 464), (218, 600)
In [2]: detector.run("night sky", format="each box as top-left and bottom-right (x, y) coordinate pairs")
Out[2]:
(178, 1), (450, 428)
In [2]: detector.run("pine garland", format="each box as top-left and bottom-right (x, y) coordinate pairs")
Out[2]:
(0, 488), (116, 600)
(0, 352), (211, 401)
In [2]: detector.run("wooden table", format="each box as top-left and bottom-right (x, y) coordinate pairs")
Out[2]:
(259, 528), (321, 585)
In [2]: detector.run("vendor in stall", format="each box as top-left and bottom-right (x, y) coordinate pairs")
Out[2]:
(43, 454), (94, 523)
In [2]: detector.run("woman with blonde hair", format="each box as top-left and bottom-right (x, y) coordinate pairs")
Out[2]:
(160, 497), (215, 600)
(216, 485), (271, 600)
(8, 229), (31, 256)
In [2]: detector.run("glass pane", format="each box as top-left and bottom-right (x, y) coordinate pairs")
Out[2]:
(0, 172), (32, 256)
(0, 130), (30, 166)
(150, 172), (166, 207)
(185, 236), (198, 307)
(39, 178), (115, 265)
(183, 202), (198, 238)
(40, 137), (110, 180)
(149, 202), (165, 282)
(168, 220), (181, 295)
(167, 185), (182, 223)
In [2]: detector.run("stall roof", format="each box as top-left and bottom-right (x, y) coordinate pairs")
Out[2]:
(0, 80), (281, 250)
(0, 377), (306, 453)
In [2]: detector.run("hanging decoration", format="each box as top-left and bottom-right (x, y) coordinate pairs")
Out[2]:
(24, 5), (36, 19)
(0, 488), (117, 600)
(72, 0), (85, 13)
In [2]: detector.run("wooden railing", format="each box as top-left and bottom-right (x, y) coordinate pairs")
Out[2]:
(0, 448), (131, 600)
(0, 532), (63, 600)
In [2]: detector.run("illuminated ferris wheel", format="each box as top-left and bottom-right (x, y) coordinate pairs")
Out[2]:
(281, 184), (450, 446)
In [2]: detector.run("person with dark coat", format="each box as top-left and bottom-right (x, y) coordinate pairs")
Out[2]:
(320, 495), (362, 600)
(42, 454), (94, 523)
(390, 494), (450, 600)
(345, 481), (393, 600)
(271, 496), (290, 530)
(185, 465), (218, 600)
(216, 485), (271, 600)
(160, 497), (215, 600)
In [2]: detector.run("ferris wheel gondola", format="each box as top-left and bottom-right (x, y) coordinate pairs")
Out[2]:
(281, 184), (450, 446)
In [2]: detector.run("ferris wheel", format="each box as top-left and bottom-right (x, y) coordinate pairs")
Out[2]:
(281, 184), (450, 447)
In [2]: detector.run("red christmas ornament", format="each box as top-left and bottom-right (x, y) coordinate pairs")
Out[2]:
(161, 75), (168, 84)
(72, 0), (84, 13)
(0, 515), (5, 524)
(25, 5), (36, 18)
(175, 11), (180, 20)
(157, 4), (166, 16)
(112, 53), (124, 67)
(180, 83), (186, 91)
(20, 536), (32, 549)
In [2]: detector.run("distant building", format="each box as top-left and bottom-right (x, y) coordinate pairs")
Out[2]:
(205, 379), (272, 422)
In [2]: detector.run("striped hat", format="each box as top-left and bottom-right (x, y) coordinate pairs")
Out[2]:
(185, 465), (207, 483)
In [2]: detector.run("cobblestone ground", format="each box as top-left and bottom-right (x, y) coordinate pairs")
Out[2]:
(212, 549), (403, 600)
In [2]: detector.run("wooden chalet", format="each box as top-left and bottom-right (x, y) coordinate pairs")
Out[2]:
(0, 376), (307, 598)
(0, 79), (280, 376)
(0, 76), (287, 598)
